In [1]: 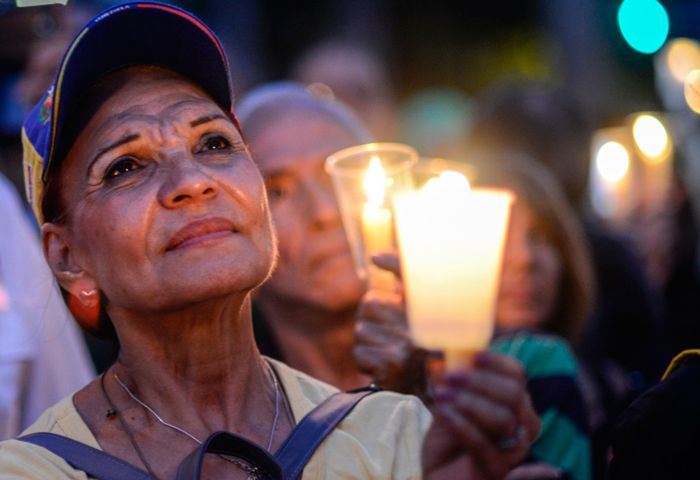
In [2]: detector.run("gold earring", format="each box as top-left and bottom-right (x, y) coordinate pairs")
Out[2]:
(79, 289), (97, 302)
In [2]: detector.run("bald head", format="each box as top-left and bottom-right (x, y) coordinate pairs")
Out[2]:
(237, 82), (370, 314)
(237, 82), (372, 146)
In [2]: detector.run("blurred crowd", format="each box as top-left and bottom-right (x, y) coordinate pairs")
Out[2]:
(2, 1), (700, 479)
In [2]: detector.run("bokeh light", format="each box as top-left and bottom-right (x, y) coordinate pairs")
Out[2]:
(666, 39), (700, 83)
(596, 141), (631, 183)
(617, 0), (670, 54)
(685, 70), (700, 114)
(423, 170), (471, 196)
(632, 114), (669, 161)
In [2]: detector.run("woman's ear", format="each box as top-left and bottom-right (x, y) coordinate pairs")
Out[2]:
(41, 222), (93, 291)
(42, 222), (100, 329)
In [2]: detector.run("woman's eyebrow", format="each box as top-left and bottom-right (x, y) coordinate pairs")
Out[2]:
(190, 113), (228, 128)
(87, 133), (140, 177)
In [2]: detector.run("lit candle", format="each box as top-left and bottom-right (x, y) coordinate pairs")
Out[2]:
(630, 113), (673, 209)
(589, 128), (635, 224)
(326, 142), (417, 287)
(394, 171), (512, 369)
(361, 157), (395, 291)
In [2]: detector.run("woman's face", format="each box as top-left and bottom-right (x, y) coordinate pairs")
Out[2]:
(247, 109), (366, 313)
(496, 200), (563, 330)
(47, 70), (275, 314)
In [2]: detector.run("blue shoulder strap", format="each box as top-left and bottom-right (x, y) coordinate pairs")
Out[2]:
(18, 385), (381, 480)
(274, 385), (381, 480)
(18, 432), (153, 480)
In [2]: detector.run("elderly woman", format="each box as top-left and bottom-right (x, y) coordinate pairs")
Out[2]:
(0, 3), (538, 479)
(238, 84), (588, 479)
(236, 82), (374, 391)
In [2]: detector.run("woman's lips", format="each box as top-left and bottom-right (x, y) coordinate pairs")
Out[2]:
(166, 217), (237, 251)
(499, 283), (538, 304)
(309, 238), (355, 270)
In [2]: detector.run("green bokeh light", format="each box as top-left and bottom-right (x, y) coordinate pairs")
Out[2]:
(617, 0), (670, 54)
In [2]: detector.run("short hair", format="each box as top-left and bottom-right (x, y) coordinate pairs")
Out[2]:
(236, 81), (372, 144)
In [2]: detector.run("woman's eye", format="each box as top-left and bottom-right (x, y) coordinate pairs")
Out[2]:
(267, 185), (287, 200)
(265, 177), (294, 201)
(529, 225), (554, 246)
(105, 157), (141, 179)
(202, 134), (231, 151)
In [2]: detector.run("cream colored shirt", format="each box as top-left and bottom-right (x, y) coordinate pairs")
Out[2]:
(0, 359), (431, 479)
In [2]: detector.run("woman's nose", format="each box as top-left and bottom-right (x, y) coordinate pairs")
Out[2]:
(305, 180), (341, 231)
(157, 155), (217, 208)
(505, 231), (535, 271)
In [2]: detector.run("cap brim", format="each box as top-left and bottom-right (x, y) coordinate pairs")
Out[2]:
(46, 2), (232, 179)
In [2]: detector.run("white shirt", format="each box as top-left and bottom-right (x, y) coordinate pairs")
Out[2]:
(0, 174), (94, 439)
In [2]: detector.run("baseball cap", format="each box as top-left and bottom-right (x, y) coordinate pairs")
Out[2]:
(21, 1), (234, 224)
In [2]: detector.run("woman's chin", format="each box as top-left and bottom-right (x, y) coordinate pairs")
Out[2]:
(495, 310), (541, 332)
(315, 283), (366, 313)
(129, 263), (272, 311)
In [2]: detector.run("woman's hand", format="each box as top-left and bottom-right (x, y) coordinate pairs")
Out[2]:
(355, 253), (540, 478)
(422, 352), (540, 480)
(354, 254), (429, 395)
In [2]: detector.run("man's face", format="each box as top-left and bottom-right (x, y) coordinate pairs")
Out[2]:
(248, 110), (366, 313)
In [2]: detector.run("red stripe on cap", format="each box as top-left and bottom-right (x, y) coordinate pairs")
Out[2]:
(230, 108), (245, 139)
(136, 3), (225, 58)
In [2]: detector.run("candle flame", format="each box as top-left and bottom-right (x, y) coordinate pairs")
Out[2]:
(423, 170), (471, 196)
(596, 141), (630, 183)
(632, 114), (669, 161)
(363, 156), (386, 209)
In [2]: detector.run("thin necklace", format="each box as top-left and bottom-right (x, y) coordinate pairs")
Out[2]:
(100, 372), (158, 479)
(110, 361), (282, 479)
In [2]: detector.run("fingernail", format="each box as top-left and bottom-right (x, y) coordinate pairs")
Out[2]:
(443, 371), (470, 387)
(432, 385), (456, 402)
(371, 253), (390, 263)
(474, 351), (491, 367)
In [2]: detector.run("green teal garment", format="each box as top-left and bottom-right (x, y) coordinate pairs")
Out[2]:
(490, 331), (591, 480)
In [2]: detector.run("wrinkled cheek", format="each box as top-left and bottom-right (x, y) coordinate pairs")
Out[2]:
(77, 211), (146, 294)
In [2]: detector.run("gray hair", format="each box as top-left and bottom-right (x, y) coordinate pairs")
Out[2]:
(236, 81), (373, 144)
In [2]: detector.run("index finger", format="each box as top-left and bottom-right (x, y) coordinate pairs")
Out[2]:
(472, 351), (526, 384)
